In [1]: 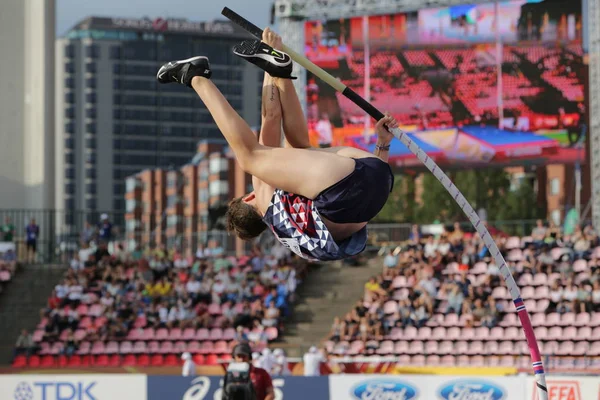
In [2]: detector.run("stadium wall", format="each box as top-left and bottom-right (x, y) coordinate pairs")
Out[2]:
(1, 374), (598, 399)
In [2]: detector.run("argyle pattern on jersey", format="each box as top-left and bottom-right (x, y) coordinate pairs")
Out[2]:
(262, 189), (345, 261)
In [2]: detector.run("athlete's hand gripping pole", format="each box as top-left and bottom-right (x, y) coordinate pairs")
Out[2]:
(222, 7), (549, 399)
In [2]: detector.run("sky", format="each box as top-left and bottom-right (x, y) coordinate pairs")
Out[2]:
(56, 0), (273, 35)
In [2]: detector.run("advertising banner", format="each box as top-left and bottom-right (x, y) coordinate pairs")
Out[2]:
(527, 376), (600, 400)
(329, 374), (523, 399)
(0, 374), (147, 400)
(146, 376), (329, 400)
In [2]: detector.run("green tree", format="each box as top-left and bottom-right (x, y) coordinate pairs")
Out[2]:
(373, 174), (415, 223)
(417, 168), (512, 223)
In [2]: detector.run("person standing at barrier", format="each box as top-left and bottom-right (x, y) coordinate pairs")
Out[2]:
(25, 218), (39, 263)
(303, 346), (326, 377)
(181, 352), (197, 377)
(225, 342), (274, 400)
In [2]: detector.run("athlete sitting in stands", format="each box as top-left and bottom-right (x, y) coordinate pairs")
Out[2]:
(157, 28), (397, 261)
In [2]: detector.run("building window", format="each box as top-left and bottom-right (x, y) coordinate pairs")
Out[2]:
(114, 183), (124, 195)
(113, 79), (121, 90)
(85, 168), (96, 179)
(110, 46), (121, 60)
(86, 152), (96, 164)
(65, 77), (75, 89)
(113, 64), (121, 74)
(209, 181), (228, 197)
(64, 92), (75, 104)
(64, 138), (75, 150)
(86, 93), (97, 104)
(85, 44), (100, 59)
(65, 107), (75, 119)
(551, 209), (561, 226)
(85, 108), (96, 119)
(550, 178), (560, 195)
(64, 212), (75, 225)
(85, 78), (96, 88)
(113, 199), (124, 211)
(85, 183), (96, 195)
(86, 198), (97, 210)
(65, 122), (75, 134)
(64, 183), (75, 195)
(126, 199), (137, 213)
(85, 137), (96, 149)
(64, 198), (75, 210)
(64, 44), (75, 58)
(65, 167), (75, 179)
(113, 109), (121, 120)
(86, 123), (96, 134)
(65, 153), (75, 164)
(65, 62), (75, 73)
(85, 63), (96, 74)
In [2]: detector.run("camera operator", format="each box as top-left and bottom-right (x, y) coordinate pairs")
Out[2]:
(223, 342), (274, 400)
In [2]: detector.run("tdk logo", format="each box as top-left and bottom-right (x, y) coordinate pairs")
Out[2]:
(352, 379), (418, 400)
(14, 381), (97, 400)
(438, 380), (505, 400)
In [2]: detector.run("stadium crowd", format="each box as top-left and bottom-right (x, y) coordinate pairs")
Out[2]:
(12, 229), (308, 367)
(326, 220), (600, 368)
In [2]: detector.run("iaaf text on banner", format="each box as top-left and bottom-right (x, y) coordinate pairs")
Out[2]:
(0, 374), (147, 400)
(527, 376), (600, 400)
(146, 375), (329, 400)
(329, 375), (524, 399)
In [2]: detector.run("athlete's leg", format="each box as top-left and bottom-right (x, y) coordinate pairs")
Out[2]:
(259, 73), (283, 148)
(190, 76), (355, 199)
(263, 28), (311, 149)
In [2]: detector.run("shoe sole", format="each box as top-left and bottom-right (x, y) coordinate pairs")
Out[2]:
(157, 56), (209, 81)
(233, 41), (291, 68)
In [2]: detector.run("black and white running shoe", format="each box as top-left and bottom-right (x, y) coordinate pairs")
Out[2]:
(156, 56), (212, 87)
(233, 40), (296, 79)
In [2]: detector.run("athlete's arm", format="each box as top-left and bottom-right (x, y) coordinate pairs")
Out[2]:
(373, 113), (398, 163)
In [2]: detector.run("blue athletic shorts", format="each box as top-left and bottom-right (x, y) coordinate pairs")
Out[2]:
(313, 157), (394, 223)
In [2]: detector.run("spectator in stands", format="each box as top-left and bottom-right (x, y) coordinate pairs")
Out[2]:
(329, 317), (343, 342)
(384, 249), (398, 270)
(1, 216), (15, 242)
(303, 346), (326, 376)
(2, 248), (17, 274)
(232, 342), (274, 400)
(25, 218), (39, 263)
(364, 276), (386, 302)
(14, 329), (35, 359)
(182, 352), (197, 377)
(63, 330), (79, 356)
(531, 219), (547, 246)
(315, 113), (333, 148)
(98, 214), (113, 243)
(80, 221), (96, 246)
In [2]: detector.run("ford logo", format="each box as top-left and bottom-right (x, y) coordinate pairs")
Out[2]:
(438, 380), (505, 400)
(352, 379), (418, 400)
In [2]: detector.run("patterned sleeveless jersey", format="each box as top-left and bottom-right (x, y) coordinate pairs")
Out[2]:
(262, 189), (367, 261)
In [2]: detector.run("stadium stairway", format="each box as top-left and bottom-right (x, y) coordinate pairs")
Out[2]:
(0, 264), (67, 364)
(279, 257), (381, 357)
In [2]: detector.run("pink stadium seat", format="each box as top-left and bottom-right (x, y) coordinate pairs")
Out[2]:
(457, 355), (470, 367)
(573, 259), (588, 272)
(208, 303), (222, 315)
(120, 341), (133, 354)
(182, 328), (196, 340)
(196, 328), (210, 341)
(548, 326), (563, 340)
(187, 341), (201, 353)
(88, 304), (104, 317)
(518, 273), (533, 286)
(411, 355), (426, 366)
(105, 341), (119, 354)
(474, 327), (489, 341)
(417, 327), (432, 339)
(498, 341), (513, 355)
(200, 341), (215, 355)
(431, 327), (446, 340)
(439, 341), (454, 355)
(589, 342), (600, 356)
(424, 341), (438, 355)
(388, 327), (403, 341)
(397, 355), (411, 365)
(443, 314), (459, 327)
(377, 340), (394, 355)
(76, 304), (89, 315)
(159, 341), (174, 354)
(394, 341), (409, 354)
(170, 328), (182, 340)
(577, 327), (592, 340)
(143, 328), (155, 340)
(557, 341), (575, 356)
(532, 274), (548, 287)
(426, 355), (440, 366)
(209, 328), (224, 341)
(155, 328), (169, 341)
(392, 276), (408, 288)
(32, 330), (44, 342)
(560, 313), (576, 326)
(403, 326), (418, 340)
(223, 328), (236, 341)
(507, 249), (523, 261)
(460, 328), (475, 341)
(521, 286), (535, 299)
(500, 356), (515, 367)
(265, 327), (278, 341)
(440, 355), (456, 366)
(468, 341), (484, 355)
(471, 355), (486, 367)
(407, 341), (424, 355)
(534, 327), (548, 341)
(545, 313), (560, 327)
(573, 342), (589, 356)
(504, 327), (520, 341)
(383, 301), (397, 315)
(471, 262), (488, 275)
(545, 341), (559, 354)
(591, 327), (600, 340)
(133, 341), (147, 354)
(90, 341), (105, 355)
(455, 341), (469, 354)
(536, 299), (549, 313)
(133, 316), (146, 329)
(505, 236), (521, 249)
(147, 341), (160, 353)
(446, 327), (461, 340)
